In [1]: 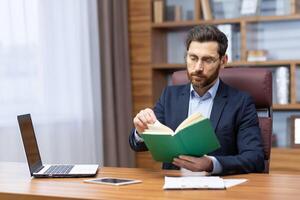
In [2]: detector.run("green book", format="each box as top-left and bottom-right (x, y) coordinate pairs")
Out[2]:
(140, 113), (220, 163)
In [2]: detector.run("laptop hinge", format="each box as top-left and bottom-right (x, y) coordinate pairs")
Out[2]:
(35, 165), (44, 173)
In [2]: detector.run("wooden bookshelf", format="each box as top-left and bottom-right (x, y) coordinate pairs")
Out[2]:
(152, 14), (300, 29)
(129, 0), (300, 171)
(273, 104), (300, 110)
(153, 60), (300, 68)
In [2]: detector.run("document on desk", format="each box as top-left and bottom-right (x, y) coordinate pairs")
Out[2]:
(223, 178), (248, 188)
(163, 176), (248, 190)
(163, 176), (225, 190)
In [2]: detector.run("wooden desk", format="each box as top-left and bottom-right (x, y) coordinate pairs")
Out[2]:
(1, 162), (300, 200)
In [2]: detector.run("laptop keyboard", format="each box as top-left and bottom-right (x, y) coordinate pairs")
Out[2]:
(44, 165), (74, 175)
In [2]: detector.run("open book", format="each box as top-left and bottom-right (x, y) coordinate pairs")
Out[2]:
(141, 113), (220, 162)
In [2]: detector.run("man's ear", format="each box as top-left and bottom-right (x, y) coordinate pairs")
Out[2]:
(220, 54), (228, 68)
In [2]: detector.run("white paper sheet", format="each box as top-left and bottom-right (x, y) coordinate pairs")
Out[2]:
(163, 176), (225, 190)
(223, 179), (248, 188)
(180, 168), (208, 176)
(163, 176), (248, 190)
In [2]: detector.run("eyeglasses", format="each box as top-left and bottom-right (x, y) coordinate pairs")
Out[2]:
(186, 53), (220, 66)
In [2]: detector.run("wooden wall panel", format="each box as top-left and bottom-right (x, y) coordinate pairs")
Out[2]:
(129, 0), (154, 168)
(128, 0), (151, 23)
(129, 0), (151, 64)
(130, 33), (151, 63)
(136, 152), (161, 169)
(131, 65), (152, 114)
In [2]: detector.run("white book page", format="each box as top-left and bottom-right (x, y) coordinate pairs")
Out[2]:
(142, 112), (205, 135)
(174, 113), (204, 134)
(143, 120), (174, 135)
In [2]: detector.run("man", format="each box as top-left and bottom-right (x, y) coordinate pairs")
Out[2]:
(129, 25), (265, 175)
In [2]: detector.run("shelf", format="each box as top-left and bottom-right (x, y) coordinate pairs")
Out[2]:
(273, 104), (300, 110)
(152, 19), (241, 29)
(152, 60), (300, 69)
(152, 14), (300, 29)
(153, 63), (185, 69)
(244, 14), (300, 23)
(226, 60), (300, 67)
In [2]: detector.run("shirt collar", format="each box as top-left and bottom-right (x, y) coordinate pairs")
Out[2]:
(190, 78), (220, 100)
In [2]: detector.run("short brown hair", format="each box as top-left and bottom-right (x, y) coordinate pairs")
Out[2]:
(185, 25), (228, 57)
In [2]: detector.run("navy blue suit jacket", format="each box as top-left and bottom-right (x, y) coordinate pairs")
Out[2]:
(129, 80), (265, 175)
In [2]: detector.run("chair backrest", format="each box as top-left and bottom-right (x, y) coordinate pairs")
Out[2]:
(172, 68), (273, 173)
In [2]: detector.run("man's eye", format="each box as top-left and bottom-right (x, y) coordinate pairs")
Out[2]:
(190, 56), (197, 61)
(203, 58), (213, 63)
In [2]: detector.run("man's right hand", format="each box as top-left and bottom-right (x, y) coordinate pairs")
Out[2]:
(133, 108), (157, 134)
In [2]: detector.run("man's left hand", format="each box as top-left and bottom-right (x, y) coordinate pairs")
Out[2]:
(172, 155), (213, 172)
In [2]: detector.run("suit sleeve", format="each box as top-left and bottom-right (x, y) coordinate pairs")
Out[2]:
(129, 88), (167, 152)
(215, 95), (265, 175)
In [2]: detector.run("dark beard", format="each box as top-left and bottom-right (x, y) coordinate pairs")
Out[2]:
(187, 64), (221, 89)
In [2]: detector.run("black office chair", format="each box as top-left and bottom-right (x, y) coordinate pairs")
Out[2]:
(172, 68), (272, 173)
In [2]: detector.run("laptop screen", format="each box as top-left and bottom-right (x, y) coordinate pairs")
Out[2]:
(17, 114), (43, 175)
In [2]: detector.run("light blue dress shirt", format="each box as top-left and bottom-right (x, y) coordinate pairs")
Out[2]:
(135, 78), (222, 174)
(187, 78), (222, 174)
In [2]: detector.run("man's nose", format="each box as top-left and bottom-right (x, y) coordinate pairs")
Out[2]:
(195, 60), (204, 71)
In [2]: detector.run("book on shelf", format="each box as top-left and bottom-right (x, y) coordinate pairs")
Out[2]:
(140, 113), (220, 162)
(194, 0), (202, 20)
(290, 0), (296, 14)
(165, 5), (175, 21)
(247, 50), (268, 62)
(186, 10), (194, 20)
(297, 0), (300, 13)
(201, 0), (213, 20)
(153, 1), (164, 23)
(164, 2), (194, 22)
(174, 5), (182, 21)
(274, 66), (289, 104)
(218, 24), (233, 62)
(218, 24), (240, 62)
(275, 0), (292, 15)
(211, 0), (241, 19)
(167, 31), (186, 63)
(241, 0), (259, 15)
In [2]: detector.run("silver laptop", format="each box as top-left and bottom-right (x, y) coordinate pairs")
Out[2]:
(17, 114), (99, 178)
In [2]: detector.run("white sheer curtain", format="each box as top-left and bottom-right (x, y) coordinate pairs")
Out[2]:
(0, 0), (103, 165)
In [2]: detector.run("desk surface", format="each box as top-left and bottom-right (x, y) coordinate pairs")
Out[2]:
(1, 162), (300, 200)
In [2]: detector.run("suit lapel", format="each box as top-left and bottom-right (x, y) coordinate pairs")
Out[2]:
(210, 81), (228, 131)
(174, 84), (190, 127)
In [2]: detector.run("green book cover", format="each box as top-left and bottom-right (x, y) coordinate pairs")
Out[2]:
(140, 114), (220, 162)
